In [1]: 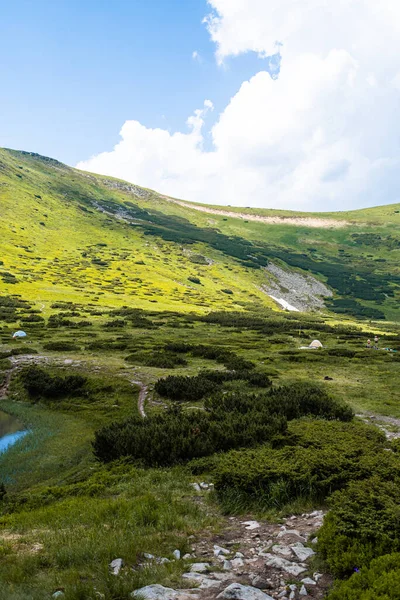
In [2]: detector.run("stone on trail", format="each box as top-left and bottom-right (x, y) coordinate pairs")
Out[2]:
(301, 578), (316, 586)
(223, 560), (233, 570)
(109, 558), (123, 575)
(214, 544), (230, 556)
(182, 573), (221, 589)
(217, 583), (274, 600)
(131, 584), (179, 600)
(232, 557), (245, 568)
(190, 562), (210, 573)
(264, 554), (307, 576)
(271, 544), (292, 558)
(290, 543), (315, 562)
(299, 585), (308, 596)
(242, 520), (261, 530)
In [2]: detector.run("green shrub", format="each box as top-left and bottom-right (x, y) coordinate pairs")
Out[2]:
(19, 366), (87, 400)
(212, 420), (386, 511)
(318, 476), (400, 577)
(327, 553), (400, 599)
(125, 352), (187, 369)
(155, 374), (215, 400)
(188, 276), (201, 284)
(43, 341), (80, 351)
(327, 348), (357, 358)
(93, 407), (286, 466)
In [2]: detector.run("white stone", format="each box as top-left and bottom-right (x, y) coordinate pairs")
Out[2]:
(144, 553), (154, 560)
(299, 585), (308, 596)
(156, 557), (171, 564)
(235, 552), (245, 558)
(289, 585), (297, 592)
(223, 560), (233, 570)
(290, 543), (315, 562)
(289, 593), (295, 600)
(173, 550), (181, 560)
(217, 583), (274, 600)
(264, 554), (307, 576)
(232, 558), (245, 568)
(313, 573), (323, 582)
(301, 578), (316, 586)
(131, 584), (179, 600)
(242, 521), (261, 530)
(214, 544), (230, 557)
(182, 573), (221, 589)
(271, 544), (292, 558)
(183, 554), (192, 560)
(109, 558), (123, 575)
(52, 593), (65, 599)
(277, 529), (304, 540)
(190, 483), (201, 492)
(190, 563), (210, 573)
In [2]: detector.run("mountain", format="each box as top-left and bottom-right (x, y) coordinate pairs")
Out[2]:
(1, 147), (399, 320)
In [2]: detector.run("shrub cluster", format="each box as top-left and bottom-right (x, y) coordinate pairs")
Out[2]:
(43, 341), (80, 351)
(94, 383), (352, 467)
(19, 366), (87, 399)
(212, 419), (384, 511)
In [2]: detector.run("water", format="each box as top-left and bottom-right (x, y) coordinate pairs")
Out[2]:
(0, 411), (28, 453)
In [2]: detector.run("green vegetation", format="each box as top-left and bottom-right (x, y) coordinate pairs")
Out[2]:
(0, 147), (400, 598)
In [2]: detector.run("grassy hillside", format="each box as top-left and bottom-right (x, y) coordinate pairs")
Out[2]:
(1, 147), (400, 321)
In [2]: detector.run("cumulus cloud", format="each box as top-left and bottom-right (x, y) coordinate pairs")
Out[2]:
(77, 1), (400, 210)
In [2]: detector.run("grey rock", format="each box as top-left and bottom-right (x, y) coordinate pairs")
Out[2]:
(190, 563), (210, 573)
(223, 560), (233, 570)
(52, 593), (65, 599)
(173, 550), (181, 560)
(182, 573), (221, 589)
(289, 593), (295, 600)
(235, 552), (245, 558)
(299, 585), (308, 596)
(110, 558), (123, 575)
(217, 583), (274, 600)
(131, 584), (179, 600)
(301, 578), (316, 586)
(190, 483), (201, 492)
(313, 573), (323, 582)
(144, 553), (155, 560)
(250, 576), (270, 590)
(264, 554), (307, 576)
(290, 543), (315, 562)
(278, 592), (287, 598)
(183, 554), (192, 560)
(156, 557), (171, 565)
(271, 544), (292, 557)
(214, 544), (230, 557)
(289, 585), (297, 592)
(232, 557), (245, 568)
(277, 529), (304, 540)
(242, 520), (261, 530)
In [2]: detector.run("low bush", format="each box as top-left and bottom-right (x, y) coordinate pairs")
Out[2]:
(19, 366), (87, 400)
(212, 420), (385, 511)
(155, 374), (215, 400)
(327, 348), (357, 358)
(326, 553), (400, 599)
(125, 352), (187, 369)
(318, 475), (400, 577)
(93, 406), (286, 466)
(43, 341), (80, 351)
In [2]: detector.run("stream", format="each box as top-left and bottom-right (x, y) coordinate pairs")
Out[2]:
(0, 410), (28, 453)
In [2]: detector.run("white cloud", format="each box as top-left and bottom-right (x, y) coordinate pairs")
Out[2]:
(192, 50), (202, 62)
(77, 1), (400, 211)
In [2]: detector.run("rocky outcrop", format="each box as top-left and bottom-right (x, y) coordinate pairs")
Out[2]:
(262, 263), (332, 312)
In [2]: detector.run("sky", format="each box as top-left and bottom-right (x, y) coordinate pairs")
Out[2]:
(2, 0), (400, 211)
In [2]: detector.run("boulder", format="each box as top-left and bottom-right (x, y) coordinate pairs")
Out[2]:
(290, 543), (315, 562)
(264, 554), (307, 576)
(217, 583), (274, 600)
(131, 584), (179, 600)
(190, 562), (210, 573)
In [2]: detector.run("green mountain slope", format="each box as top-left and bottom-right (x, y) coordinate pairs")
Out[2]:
(1, 147), (399, 320)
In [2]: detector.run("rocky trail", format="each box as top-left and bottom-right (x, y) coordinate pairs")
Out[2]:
(114, 505), (330, 600)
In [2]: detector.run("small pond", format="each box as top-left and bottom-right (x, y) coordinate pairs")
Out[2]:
(0, 410), (28, 453)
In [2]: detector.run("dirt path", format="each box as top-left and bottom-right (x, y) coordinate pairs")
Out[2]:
(357, 412), (400, 440)
(160, 196), (348, 229)
(130, 380), (148, 418)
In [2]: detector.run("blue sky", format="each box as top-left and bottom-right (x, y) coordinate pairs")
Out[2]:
(0, 0), (264, 165)
(2, 0), (399, 210)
